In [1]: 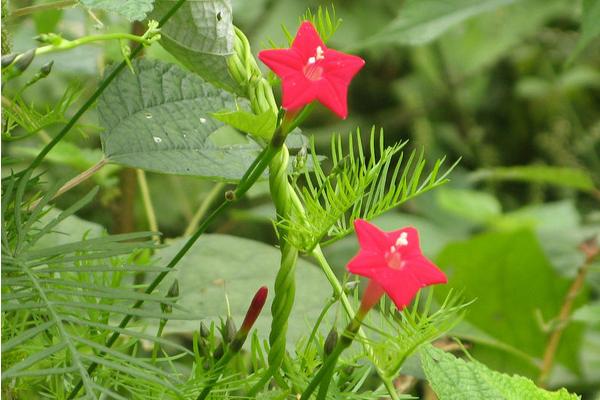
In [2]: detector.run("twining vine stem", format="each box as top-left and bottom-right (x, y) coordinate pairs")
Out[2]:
(538, 238), (599, 387)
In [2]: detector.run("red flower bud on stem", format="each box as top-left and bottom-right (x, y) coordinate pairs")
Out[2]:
(240, 286), (269, 335)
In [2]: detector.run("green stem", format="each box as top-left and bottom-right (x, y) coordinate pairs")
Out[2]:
(302, 318), (362, 399)
(311, 246), (396, 395)
(5, 33), (156, 69)
(136, 169), (159, 241)
(184, 182), (225, 236)
(36, 33), (154, 55)
(10, 0), (77, 17)
(28, 157), (108, 211)
(382, 378), (400, 400)
(151, 319), (167, 362)
(25, 4), (174, 176)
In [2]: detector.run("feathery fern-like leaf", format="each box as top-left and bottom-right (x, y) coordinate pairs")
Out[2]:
(280, 127), (456, 252)
(1, 173), (188, 399)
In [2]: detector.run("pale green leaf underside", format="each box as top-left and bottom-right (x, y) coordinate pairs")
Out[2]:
(98, 58), (258, 182)
(151, 0), (240, 93)
(355, 0), (515, 48)
(152, 234), (332, 346)
(79, 0), (154, 21)
(421, 345), (580, 400)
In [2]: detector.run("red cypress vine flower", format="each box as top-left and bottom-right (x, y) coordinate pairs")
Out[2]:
(347, 219), (447, 312)
(258, 21), (365, 119)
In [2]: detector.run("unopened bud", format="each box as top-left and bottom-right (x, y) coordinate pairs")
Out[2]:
(40, 61), (53, 77)
(293, 146), (307, 171)
(213, 340), (224, 360)
(224, 316), (236, 343)
(344, 281), (358, 293)
(1, 53), (17, 68)
(14, 49), (36, 72)
(161, 279), (179, 314)
(324, 327), (338, 355)
(199, 321), (210, 338)
(34, 33), (62, 45)
(240, 286), (268, 334)
(197, 336), (210, 358)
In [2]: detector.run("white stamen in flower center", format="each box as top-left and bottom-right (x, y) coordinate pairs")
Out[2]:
(316, 46), (325, 60)
(307, 56), (316, 64)
(385, 232), (409, 270)
(396, 232), (408, 247)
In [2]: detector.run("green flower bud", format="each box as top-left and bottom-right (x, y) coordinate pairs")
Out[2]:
(40, 61), (53, 77)
(199, 321), (210, 338)
(160, 279), (179, 314)
(224, 316), (236, 344)
(14, 49), (35, 72)
(324, 327), (338, 355)
(1, 53), (16, 68)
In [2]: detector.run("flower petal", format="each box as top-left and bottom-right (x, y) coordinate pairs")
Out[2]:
(374, 268), (422, 310)
(258, 48), (304, 79)
(405, 258), (448, 287)
(321, 49), (365, 81)
(347, 250), (387, 275)
(281, 75), (318, 111)
(353, 219), (390, 253)
(317, 78), (348, 119)
(291, 21), (326, 60)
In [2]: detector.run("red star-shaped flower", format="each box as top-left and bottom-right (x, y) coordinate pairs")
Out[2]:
(347, 219), (447, 310)
(258, 21), (365, 119)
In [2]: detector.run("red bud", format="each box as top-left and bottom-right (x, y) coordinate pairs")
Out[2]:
(240, 286), (268, 333)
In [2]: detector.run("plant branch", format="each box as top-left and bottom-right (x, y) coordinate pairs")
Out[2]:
(537, 238), (599, 387)
(184, 182), (225, 236)
(136, 169), (159, 241)
(28, 158), (108, 211)
(10, 0), (77, 17)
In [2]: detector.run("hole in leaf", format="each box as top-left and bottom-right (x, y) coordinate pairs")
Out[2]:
(216, 11), (222, 21)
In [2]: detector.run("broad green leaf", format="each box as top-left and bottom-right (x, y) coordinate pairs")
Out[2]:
(98, 58), (260, 182)
(150, 0), (240, 93)
(571, 0), (600, 60)
(435, 188), (501, 224)
(421, 345), (580, 399)
(79, 0), (154, 21)
(436, 229), (586, 378)
(153, 234), (332, 346)
(470, 165), (596, 192)
(493, 201), (589, 276)
(211, 110), (277, 139)
(355, 0), (514, 48)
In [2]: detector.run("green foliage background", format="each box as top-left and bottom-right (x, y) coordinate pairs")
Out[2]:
(2, 0), (599, 398)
